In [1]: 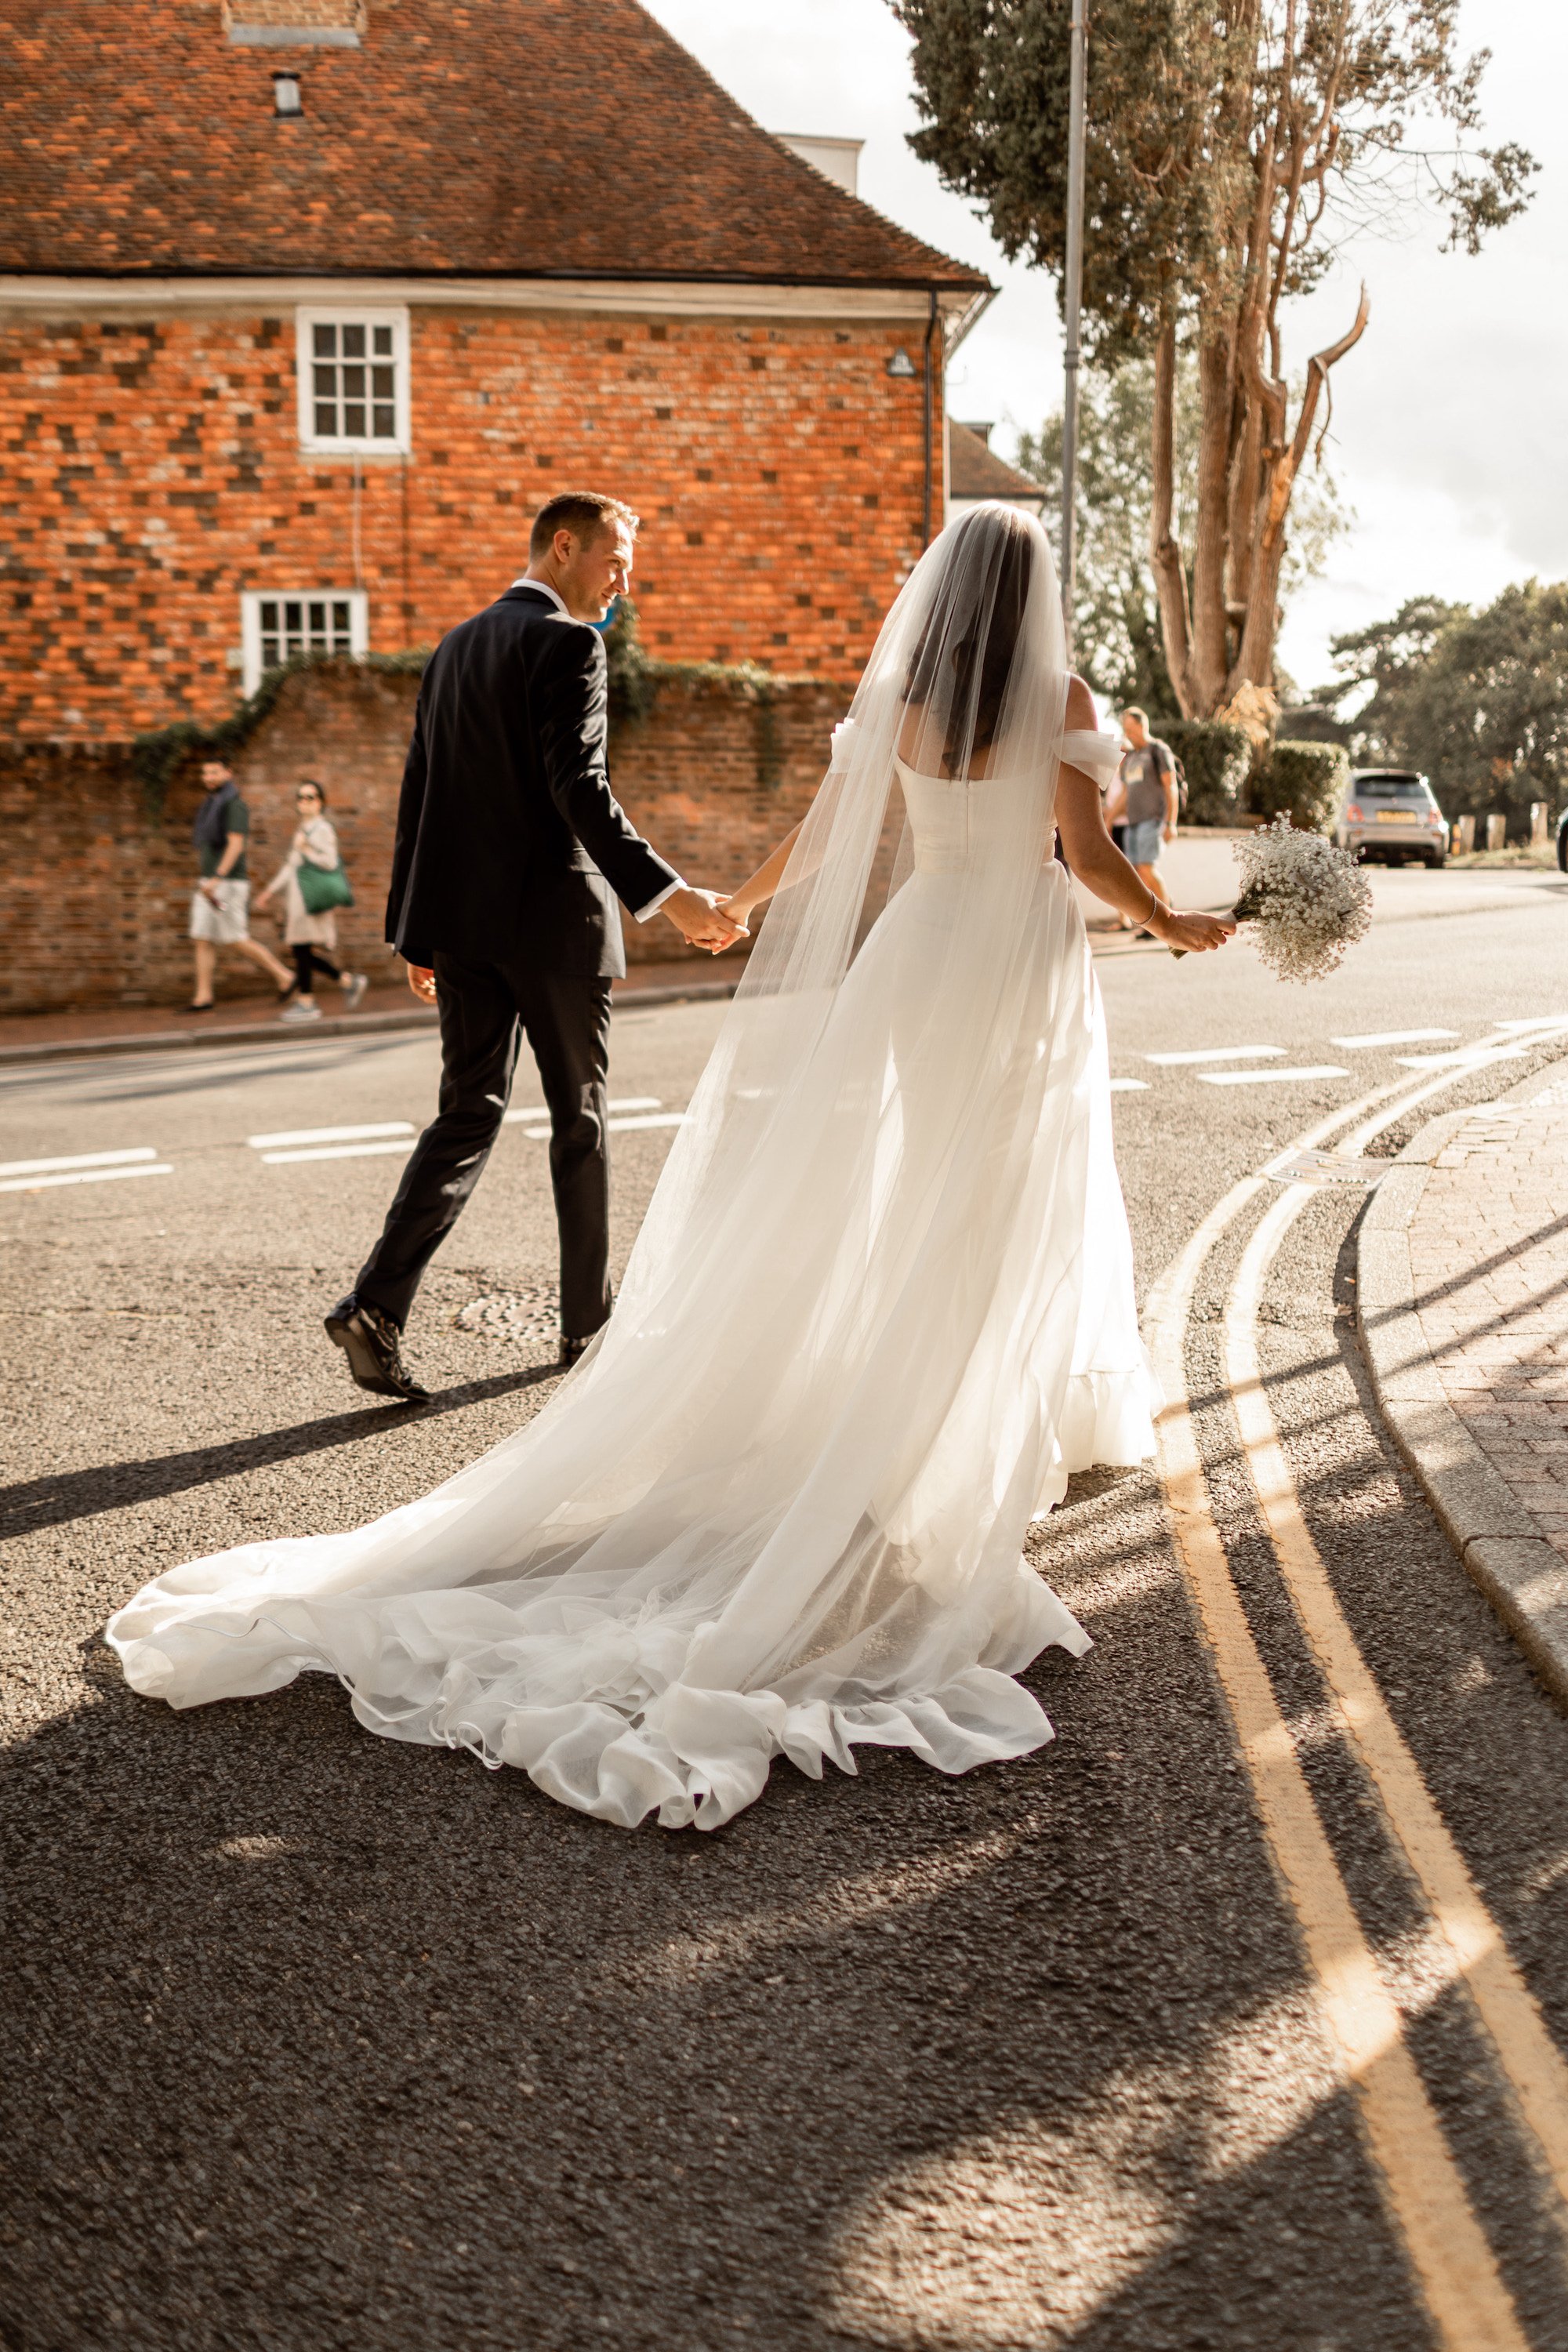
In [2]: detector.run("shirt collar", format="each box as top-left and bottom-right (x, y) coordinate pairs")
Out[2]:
(510, 575), (568, 615)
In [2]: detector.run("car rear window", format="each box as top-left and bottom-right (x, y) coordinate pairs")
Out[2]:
(1357, 778), (1429, 802)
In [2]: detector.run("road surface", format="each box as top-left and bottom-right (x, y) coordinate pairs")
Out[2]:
(4, 851), (1568, 2350)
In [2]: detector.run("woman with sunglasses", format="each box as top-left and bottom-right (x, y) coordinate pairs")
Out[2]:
(256, 779), (368, 1024)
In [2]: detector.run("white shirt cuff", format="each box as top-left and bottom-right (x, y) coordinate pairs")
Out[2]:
(634, 877), (685, 922)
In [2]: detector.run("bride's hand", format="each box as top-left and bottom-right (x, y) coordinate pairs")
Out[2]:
(1149, 905), (1235, 955)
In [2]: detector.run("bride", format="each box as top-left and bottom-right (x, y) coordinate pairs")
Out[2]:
(109, 504), (1231, 1831)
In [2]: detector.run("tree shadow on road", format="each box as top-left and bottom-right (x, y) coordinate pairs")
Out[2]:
(0, 1366), (555, 1543)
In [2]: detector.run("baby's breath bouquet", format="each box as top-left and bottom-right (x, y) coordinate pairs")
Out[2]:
(1231, 816), (1374, 980)
(1171, 815), (1373, 979)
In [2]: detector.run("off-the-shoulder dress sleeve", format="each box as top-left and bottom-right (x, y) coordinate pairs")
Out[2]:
(1058, 730), (1124, 782)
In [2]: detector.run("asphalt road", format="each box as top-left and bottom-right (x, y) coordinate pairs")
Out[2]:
(4, 850), (1568, 2350)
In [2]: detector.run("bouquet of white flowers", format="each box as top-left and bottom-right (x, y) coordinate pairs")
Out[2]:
(1232, 816), (1374, 980)
(1172, 815), (1373, 980)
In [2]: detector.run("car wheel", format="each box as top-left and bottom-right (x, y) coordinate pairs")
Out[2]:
(1426, 851), (1444, 869)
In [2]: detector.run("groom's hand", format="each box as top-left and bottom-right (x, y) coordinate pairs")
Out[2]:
(405, 962), (438, 1004)
(662, 886), (747, 954)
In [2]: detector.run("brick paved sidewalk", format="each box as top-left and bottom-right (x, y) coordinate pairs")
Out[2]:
(1406, 1074), (1568, 1571)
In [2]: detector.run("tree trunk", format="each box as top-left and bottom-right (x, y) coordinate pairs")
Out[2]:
(1148, 314), (1197, 717)
(1189, 327), (1236, 713)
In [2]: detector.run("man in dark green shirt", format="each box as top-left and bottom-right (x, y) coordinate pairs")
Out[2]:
(187, 760), (292, 1011)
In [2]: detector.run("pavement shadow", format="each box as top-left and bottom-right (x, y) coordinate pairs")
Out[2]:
(0, 1366), (554, 1543)
(1, 1515), (1425, 2352)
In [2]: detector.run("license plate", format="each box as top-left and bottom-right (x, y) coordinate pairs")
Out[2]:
(1375, 810), (1414, 822)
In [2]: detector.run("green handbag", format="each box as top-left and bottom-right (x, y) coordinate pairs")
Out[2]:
(297, 856), (354, 915)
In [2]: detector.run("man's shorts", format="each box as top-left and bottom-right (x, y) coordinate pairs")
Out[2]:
(1126, 817), (1165, 867)
(190, 878), (251, 945)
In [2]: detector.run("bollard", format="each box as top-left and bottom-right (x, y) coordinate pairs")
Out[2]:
(1486, 812), (1508, 851)
(1532, 801), (1549, 847)
(1456, 814), (1475, 854)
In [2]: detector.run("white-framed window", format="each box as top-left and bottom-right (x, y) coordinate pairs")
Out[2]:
(295, 304), (409, 455)
(240, 589), (368, 695)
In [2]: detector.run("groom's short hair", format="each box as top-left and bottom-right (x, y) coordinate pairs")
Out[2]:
(530, 492), (640, 556)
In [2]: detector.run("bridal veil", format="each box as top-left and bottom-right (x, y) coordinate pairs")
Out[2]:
(109, 504), (1156, 1829)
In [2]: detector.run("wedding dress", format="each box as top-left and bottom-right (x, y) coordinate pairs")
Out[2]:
(108, 504), (1157, 1830)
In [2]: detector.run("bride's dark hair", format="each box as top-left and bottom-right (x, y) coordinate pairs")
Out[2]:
(903, 503), (1035, 770)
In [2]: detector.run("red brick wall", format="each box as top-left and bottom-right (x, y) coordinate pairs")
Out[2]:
(0, 300), (938, 742)
(0, 660), (850, 1014)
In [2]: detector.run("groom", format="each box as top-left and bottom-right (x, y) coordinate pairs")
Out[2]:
(325, 491), (743, 1403)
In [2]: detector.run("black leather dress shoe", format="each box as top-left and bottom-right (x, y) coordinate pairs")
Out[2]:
(325, 1296), (432, 1403)
(558, 1334), (593, 1368)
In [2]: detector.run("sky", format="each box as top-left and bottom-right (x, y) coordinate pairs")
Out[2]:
(641, 0), (1566, 696)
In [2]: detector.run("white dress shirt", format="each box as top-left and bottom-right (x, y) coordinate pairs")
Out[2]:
(511, 575), (683, 921)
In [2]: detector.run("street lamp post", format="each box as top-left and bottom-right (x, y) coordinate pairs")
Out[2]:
(1060, 0), (1087, 666)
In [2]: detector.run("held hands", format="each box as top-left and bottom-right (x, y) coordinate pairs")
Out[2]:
(662, 887), (749, 956)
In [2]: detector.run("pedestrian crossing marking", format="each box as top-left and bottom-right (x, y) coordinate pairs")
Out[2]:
(260, 1140), (416, 1165)
(0, 1145), (158, 1179)
(1197, 1064), (1348, 1087)
(1331, 1029), (1459, 1048)
(0, 1160), (172, 1194)
(1144, 1044), (1284, 1065)
(247, 1121), (415, 1150)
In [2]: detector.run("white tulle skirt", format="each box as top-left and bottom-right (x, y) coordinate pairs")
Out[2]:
(108, 865), (1156, 1830)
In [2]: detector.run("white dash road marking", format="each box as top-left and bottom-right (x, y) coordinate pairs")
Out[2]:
(0, 1146), (158, 1179)
(1330, 1029), (1460, 1049)
(260, 1141), (417, 1166)
(1144, 1045), (1285, 1066)
(1197, 1065), (1349, 1087)
(502, 1097), (662, 1126)
(1493, 1015), (1568, 1034)
(0, 1161), (173, 1196)
(1109, 1079), (1151, 1093)
(247, 1121), (415, 1151)
(521, 1113), (688, 1141)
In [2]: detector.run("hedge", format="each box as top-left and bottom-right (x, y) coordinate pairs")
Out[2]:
(1156, 718), (1251, 825)
(1254, 739), (1350, 833)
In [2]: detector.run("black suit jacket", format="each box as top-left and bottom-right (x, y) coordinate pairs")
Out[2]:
(385, 586), (678, 978)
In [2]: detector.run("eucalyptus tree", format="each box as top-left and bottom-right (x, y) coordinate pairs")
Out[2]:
(893, 0), (1533, 715)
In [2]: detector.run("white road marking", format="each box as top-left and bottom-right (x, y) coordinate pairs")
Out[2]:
(1330, 1029), (1460, 1048)
(0, 1161), (173, 1195)
(521, 1113), (688, 1140)
(260, 1140), (416, 1166)
(1197, 1065), (1348, 1087)
(1395, 1046), (1530, 1070)
(247, 1121), (415, 1150)
(1109, 1078), (1150, 1092)
(1144, 1045), (1284, 1065)
(502, 1097), (662, 1126)
(1493, 1015), (1568, 1033)
(0, 1146), (158, 1179)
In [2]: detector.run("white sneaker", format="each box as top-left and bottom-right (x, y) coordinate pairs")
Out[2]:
(341, 973), (368, 1013)
(279, 997), (323, 1024)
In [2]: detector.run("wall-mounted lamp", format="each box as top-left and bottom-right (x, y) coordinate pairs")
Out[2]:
(885, 348), (917, 380)
(273, 71), (303, 115)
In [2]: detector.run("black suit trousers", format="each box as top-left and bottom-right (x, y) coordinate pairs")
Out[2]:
(354, 953), (614, 1340)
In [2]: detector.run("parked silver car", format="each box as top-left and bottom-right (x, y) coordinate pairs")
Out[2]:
(1335, 768), (1450, 867)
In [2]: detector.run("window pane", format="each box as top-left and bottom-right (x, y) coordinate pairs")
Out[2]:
(261, 635), (279, 669)
(372, 365), (394, 398)
(283, 601), (303, 631)
(344, 404), (365, 436)
(259, 601), (279, 631)
(332, 601), (350, 635)
(314, 403), (337, 437)
(372, 404), (395, 437)
(342, 324), (366, 358)
(313, 323), (336, 358)
(372, 325), (393, 357)
(313, 364), (336, 397)
(342, 365), (365, 398)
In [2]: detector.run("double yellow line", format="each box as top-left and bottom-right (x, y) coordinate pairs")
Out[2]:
(1145, 1063), (1568, 2349)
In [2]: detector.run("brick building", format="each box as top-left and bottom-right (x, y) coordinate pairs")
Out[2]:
(0, 0), (991, 746)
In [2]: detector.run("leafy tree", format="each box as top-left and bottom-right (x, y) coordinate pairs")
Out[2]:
(1015, 350), (1345, 709)
(1322, 584), (1568, 834)
(892, 0), (1533, 715)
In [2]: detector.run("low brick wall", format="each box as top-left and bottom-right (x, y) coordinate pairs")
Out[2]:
(0, 662), (848, 1014)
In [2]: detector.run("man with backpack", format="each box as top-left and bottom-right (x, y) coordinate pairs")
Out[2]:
(1112, 707), (1181, 930)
